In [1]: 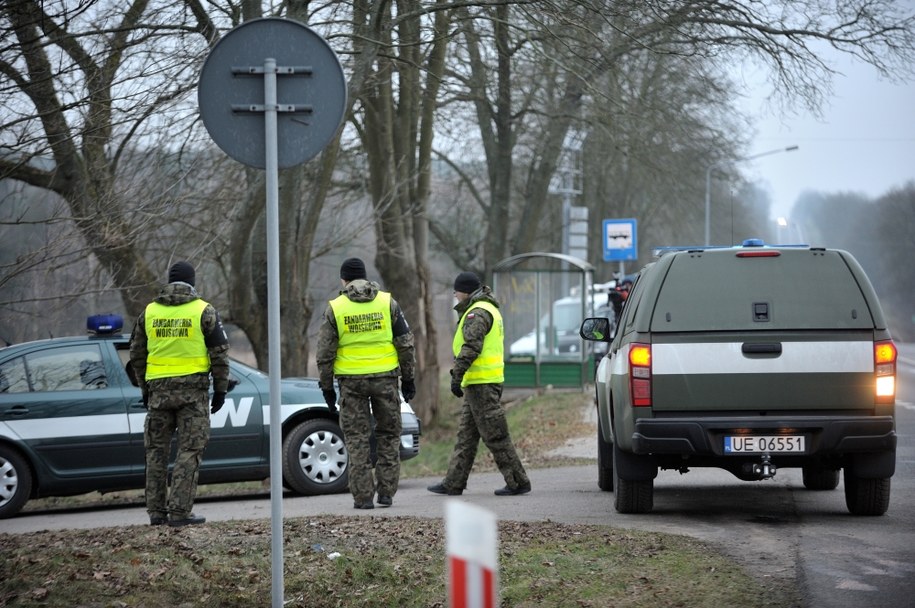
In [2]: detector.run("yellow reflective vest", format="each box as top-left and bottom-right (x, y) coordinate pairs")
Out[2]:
(453, 300), (504, 386)
(330, 292), (398, 375)
(144, 299), (210, 380)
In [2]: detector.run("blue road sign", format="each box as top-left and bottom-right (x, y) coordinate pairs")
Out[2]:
(603, 218), (637, 261)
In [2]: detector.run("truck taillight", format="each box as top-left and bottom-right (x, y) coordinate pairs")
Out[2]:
(874, 340), (896, 403)
(629, 343), (652, 407)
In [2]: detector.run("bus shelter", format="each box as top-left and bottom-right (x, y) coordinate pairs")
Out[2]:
(492, 253), (595, 389)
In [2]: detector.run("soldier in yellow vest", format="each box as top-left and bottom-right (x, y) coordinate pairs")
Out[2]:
(428, 272), (531, 497)
(129, 261), (229, 527)
(315, 258), (416, 509)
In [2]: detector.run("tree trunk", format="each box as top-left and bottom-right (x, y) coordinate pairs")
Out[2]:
(352, 0), (452, 425)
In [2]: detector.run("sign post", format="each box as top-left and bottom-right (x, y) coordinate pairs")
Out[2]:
(197, 18), (346, 608)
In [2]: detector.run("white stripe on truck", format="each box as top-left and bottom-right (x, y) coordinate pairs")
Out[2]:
(651, 341), (873, 375)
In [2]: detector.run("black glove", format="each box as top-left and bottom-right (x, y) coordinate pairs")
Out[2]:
(142, 389), (149, 409)
(210, 391), (226, 414)
(323, 389), (337, 412)
(401, 378), (416, 402)
(450, 379), (464, 398)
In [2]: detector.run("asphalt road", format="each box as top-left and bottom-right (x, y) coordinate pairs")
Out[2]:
(4, 344), (915, 608)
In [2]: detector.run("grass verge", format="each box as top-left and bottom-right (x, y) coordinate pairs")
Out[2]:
(1, 515), (798, 607)
(3, 389), (801, 607)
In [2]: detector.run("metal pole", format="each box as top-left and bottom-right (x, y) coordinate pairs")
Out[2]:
(561, 193), (570, 296)
(704, 145), (798, 246)
(704, 163), (714, 246)
(263, 57), (285, 608)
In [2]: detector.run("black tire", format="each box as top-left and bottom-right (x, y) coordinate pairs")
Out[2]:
(0, 445), (32, 519)
(597, 421), (614, 492)
(612, 443), (653, 514)
(282, 418), (349, 496)
(843, 469), (890, 516)
(802, 465), (840, 491)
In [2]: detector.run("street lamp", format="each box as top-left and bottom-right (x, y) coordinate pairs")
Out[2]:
(704, 145), (799, 245)
(776, 215), (806, 244)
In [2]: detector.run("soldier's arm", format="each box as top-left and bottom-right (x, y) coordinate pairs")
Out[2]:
(315, 306), (339, 391)
(128, 311), (149, 393)
(390, 299), (416, 381)
(202, 306), (230, 393)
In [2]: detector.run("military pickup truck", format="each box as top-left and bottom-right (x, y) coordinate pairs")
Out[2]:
(580, 239), (897, 515)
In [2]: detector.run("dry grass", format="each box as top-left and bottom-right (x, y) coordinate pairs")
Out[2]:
(3, 390), (802, 607)
(1, 515), (800, 607)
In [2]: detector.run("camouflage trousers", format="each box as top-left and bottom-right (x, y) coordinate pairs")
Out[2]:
(338, 376), (402, 503)
(144, 385), (210, 519)
(443, 383), (529, 491)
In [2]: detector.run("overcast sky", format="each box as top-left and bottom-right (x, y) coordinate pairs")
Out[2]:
(736, 52), (915, 221)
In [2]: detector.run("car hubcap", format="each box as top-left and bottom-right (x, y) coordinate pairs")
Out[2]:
(0, 457), (18, 507)
(299, 430), (347, 484)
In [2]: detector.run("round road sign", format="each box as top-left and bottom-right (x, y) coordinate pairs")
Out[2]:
(197, 18), (347, 169)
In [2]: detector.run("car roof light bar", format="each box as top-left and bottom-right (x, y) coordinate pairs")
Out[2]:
(87, 314), (124, 335)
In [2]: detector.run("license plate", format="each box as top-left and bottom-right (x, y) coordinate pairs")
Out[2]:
(723, 435), (805, 454)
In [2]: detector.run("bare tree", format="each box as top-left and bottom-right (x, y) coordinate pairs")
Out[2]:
(789, 185), (915, 340)
(0, 0), (215, 316)
(341, 0), (454, 423)
(427, 0), (915, 278)
(2, 0), (912, 425)
(580, 47), (753, 268)
(0, 0), (371, 378)
(870, 183), (915, 341)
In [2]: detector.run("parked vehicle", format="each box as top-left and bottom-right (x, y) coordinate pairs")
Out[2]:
(0, 317), (421, 518)
(509, 283), (617, 357)
(581, 240), (897, 515)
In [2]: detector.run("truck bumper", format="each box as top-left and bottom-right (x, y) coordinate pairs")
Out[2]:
(632, 415), (896, 457)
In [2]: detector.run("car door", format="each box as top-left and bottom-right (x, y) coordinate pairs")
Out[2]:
(0, 341), (139, 483)
(111, 340), (152, 472)
(114, 339), (267, 475)
(203, 360), (266, 471)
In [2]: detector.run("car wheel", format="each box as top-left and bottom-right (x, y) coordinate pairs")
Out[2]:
(0, 445), (32, 519)
(282, 419), (349, 496)
(597, 420), (614, 492)
(843, 469), (890, 516)
(612, 443), (653, 514)
(802, 465), (840, 491)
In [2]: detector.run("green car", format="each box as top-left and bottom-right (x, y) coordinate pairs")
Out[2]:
(0, 317), (421, 518)
(581, 239), (897, 515)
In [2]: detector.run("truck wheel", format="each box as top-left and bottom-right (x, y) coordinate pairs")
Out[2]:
(0, 445), (32, 519)
(802, 465), (840, 491)
(282, 419), (349, 496)
(612, 443), (653, 514)
(843, 470), (890, 516)
(597, 421), (614, 491)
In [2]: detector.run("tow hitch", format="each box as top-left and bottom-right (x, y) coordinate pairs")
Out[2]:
(750, 454), (776, 479)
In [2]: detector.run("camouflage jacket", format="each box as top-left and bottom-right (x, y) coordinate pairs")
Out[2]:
(129, 282), (230, 394)
(315, 279), (416, 391)
(451, 285), (501, 383)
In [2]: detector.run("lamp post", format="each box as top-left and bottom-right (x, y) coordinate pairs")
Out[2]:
(704, 145), (799, 245)
(776, 215), (806, 244)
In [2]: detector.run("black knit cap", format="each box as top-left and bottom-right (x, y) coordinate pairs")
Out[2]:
(340, 257), (367, 281)
(453, 271), (481, 294)
(168, 261), (196, 286)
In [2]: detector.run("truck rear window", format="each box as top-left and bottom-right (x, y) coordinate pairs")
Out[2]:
(651, 250), (874, 331)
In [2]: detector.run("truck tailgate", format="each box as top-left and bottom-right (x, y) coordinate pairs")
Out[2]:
(650, 331), (876, 412)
